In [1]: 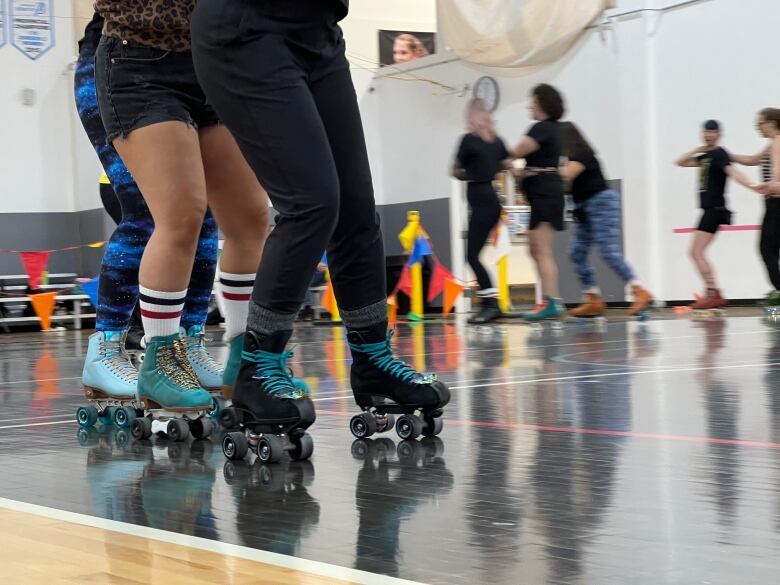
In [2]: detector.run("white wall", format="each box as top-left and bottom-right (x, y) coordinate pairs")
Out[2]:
(362, 0), (780, 301)
(0, 0), (100, 214)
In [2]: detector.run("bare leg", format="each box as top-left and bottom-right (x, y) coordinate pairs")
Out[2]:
(528, 223), (560, 297)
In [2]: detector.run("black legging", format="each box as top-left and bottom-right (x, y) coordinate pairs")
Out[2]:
(761, 199), (780, 290)
(191, 1), (385, 316)
(466, 183), (502, 291)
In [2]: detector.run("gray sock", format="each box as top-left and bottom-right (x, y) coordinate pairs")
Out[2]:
(246, 301), (297, 335)
(340, 299), (388, 329)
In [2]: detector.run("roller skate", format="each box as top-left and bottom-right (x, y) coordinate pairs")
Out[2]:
(690, 289), (727, 320)
(347, 321), (450, 441)
(181, 325), (229, 417)
(524, 295), (566, 333)
(130, 333), (216, 443)
(78, 330), (143, 430)
(125, 307), (146, 367)
(628, 285), (654, 322)
(760, 290), (780, 322)
(467, 291), (502, 325)
(568, 292), (607, 331)
(219, 330), (316, 464)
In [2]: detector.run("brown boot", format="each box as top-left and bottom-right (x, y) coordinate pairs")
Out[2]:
(569, 293), (606, 317)
(628, 285), (653, 316)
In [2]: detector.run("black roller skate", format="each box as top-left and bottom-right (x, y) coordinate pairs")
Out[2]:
(347, 321), (450, 441)
(219, 330), (316, 464)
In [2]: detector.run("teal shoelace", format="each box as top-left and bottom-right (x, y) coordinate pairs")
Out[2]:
(350, 331), (436, 384)
(242, 348), (308, 399)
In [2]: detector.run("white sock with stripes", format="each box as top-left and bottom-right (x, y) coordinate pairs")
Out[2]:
(219, 272), (255, 340)
(139, 286), (186, 343)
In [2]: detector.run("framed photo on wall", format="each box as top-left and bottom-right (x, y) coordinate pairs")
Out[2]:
(378, 30), (436, 67)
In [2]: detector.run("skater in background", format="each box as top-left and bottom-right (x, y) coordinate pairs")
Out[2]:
(75, 13), (224, 398)
(559, 122), (654, 318)
(732, 108), (780, 304)
(91, 2), (270, 413)
(675, 120), (758, 312)
(511, 84), (566, 322)
(453, 98), (510, 325)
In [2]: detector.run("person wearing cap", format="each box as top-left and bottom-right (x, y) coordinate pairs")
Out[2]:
(675, 120), (759, 311)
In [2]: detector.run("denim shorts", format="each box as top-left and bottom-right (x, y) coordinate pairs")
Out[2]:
(95, 36), (219, 143)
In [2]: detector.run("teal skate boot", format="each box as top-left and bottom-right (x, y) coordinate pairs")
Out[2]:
(181, 325), (229, 417)
(524, 296), (566, 331)
(222, 333), (244, 400)
(131, 334), (216, 443)
(78, 330), (141, 430)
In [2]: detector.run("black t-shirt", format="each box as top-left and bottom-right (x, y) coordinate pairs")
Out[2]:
(455, 133), (509, 183)
(570, 150), (608, 204)
(525, 120), (561, 168)
(78, 13), (104, 53)
(697, 147), (731, 209)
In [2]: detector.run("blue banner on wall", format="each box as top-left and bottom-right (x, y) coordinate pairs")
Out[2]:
(0, 2), (6, 48)
(10, 0), (54, 60)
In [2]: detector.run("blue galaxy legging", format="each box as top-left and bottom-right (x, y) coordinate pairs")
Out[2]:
(569, 189), (635, 288)
(74, 41), (218, 332)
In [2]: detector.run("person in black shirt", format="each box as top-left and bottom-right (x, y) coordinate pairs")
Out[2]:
(560, 122), (654, 318)
(676, 120), (758, 310)
(732, 108), (780, 305)
(510, 84), (566, 321)
(453, 99), (510, 324)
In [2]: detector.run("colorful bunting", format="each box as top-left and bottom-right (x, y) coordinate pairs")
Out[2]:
(409, 236), (433, 266)
(442, 278), (465, 316)
(396, 265), (413, 297)
(30, 291), (57, 331)
(20, 251), (49, 290)
(321, 279), (336, 315)
(427, 262), (451, 302)
(80, 277), (100, 308)
(387, 295), (398, 325)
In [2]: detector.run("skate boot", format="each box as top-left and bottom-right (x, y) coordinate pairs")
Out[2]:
(130, 334), (216, 443)
(221, 332), (244, 399)
(347, 321), (450, 441)
(467, 295), (502, 325)
(524, 296), (566, 323)
(78, 330), (141, 430)
(219, 330), (316, 464)
(691, 288), (727, 320)
(181, 325), (228, 417)
(628, 285), (654, 319)
(125, 306), (146, 366)
(569, 293), (606, 318)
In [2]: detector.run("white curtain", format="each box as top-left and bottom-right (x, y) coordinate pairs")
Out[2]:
(438, 0), (616, 70)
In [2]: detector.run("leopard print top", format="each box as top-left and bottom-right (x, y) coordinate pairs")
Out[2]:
(94, 1), (195, 52)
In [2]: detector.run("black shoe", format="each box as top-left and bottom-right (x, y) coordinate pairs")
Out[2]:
(468, 297), (502, 325)
(347, 321), (450, 411)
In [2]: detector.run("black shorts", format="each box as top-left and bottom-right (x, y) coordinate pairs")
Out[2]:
(696, 208), (732, 234)
(529, 195), (565, 231)
(95, 36), (219, 143)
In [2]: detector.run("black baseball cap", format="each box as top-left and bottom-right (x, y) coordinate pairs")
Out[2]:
(702, 119), (721, 131)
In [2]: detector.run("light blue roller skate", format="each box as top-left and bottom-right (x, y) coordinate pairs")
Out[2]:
(78, 330), (141, 430)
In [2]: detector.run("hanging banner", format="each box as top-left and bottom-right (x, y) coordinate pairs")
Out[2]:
(442, 279), (465, 316)
(10, 0), (54, 61)
(0, 2), (7, 48)
(30, 291), (57, 331)
(20, 251), (49, 290)
(80, 277), (100, 308)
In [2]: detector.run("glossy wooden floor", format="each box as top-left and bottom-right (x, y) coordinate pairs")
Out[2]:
(0, 507), (359, 584)
(1, 311), (780, 584)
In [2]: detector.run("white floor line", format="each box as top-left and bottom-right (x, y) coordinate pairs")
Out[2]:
(449, 360), (780, 390)
(0, 376), (82, 386)
(0, 413), (72, 424)
(0, 419), (75, 430)
(0, 497), (428, 585)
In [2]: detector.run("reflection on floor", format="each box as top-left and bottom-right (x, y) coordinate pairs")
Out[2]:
(1, 312), (780, 584)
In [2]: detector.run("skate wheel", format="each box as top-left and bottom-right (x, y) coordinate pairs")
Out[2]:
(218, 407), (241, 430)
(114, 429), (130, 449)
(350, 413), (377, 439)
(167, 418), (190, 442)
(76, 406), (99, 428)
(223, 460), (251, 485)
(222, 431), (249, 460)
(395, 414), (423, 440)
(350, 439), (370, 460)
(422, 415), (443, 437)
(290, 432), (314, 461)
(76, 427), (99, 447)
(255, 435), (283, 464)
(189, 417), (214, 440)
(378, 414), (396, 434)
(113, 406), (136, 429)
(131, 417), (152, 440)
(208, 396), (227, 419)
